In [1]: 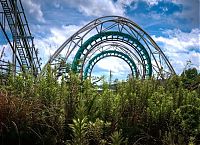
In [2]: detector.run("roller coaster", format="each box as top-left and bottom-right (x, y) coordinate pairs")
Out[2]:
(0, 0), (176, 81)
(0, 0), (41, 77)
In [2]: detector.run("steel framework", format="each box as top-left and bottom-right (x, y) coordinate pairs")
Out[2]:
(83, 50), (138, 79)
(45, 16), (175, 79)
(71, 31), (152, 78)
(0, 0), (41, 75)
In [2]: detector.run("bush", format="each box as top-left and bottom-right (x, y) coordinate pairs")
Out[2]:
(0, 67), (200, 145)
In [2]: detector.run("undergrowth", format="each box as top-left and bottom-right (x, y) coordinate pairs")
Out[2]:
(0, 66), (200, 145)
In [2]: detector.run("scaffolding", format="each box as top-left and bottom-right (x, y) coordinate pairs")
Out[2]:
(0, 0), (41, 76)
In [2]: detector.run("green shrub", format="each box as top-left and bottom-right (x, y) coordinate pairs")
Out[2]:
(0, 67), (200, 145)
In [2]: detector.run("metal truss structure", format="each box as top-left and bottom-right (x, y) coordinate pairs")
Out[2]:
(0, 0), (41, 76)
(83, 50), (138, 79)
(46, 16), (175, 79)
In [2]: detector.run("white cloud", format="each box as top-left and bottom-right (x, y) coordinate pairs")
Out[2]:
(190, 52), (200, 70)
(34, 24), (81, 66)
(129, 0), (161, 7)
(117, 0), (134, 6)
(152, 28), (200, 73)
(49, 25), (81, 45)
(172, 0), (199, 26)
(96, 57), (130, 73)
(0, 44), (12, 61)
(63, 0), (134, 17)
(144, 0), (161, 6)
(21, 0), (45, 23)
(154, 28), (200, 52)
(93, 57), (131, 80)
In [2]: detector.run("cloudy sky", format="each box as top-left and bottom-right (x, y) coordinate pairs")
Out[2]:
(0, 0), (199, 80)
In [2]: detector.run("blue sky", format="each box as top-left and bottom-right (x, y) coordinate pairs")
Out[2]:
(0, 0), (199, 80)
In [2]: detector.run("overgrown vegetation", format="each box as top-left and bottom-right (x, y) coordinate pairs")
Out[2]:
(0, 66), (200, 145)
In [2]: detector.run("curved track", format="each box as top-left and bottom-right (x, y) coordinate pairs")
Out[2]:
(44, 16), (176, 79)
(83, 50), (138, 79)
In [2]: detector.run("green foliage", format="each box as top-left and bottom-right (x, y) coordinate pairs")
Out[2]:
(69, 117), (88, 145)
(110, 130), (127, 145)
(181, 67), (200, 89)
(0, 67), (200, 145)
(173, 105), (200, 138)
(86, 118), (107, 144)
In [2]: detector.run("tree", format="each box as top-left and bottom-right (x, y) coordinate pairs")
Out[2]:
(181, 67), (200, 89)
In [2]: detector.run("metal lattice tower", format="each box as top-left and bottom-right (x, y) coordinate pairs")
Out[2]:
(0, 0), (41, 75)
(44, 16), (175, 80)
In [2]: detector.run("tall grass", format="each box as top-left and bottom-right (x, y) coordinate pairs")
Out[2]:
(0, 66), (200, 145)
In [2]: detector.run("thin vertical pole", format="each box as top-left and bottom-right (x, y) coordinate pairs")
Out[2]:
(13, 0), (17, 75)
(109, 70), (112, 88)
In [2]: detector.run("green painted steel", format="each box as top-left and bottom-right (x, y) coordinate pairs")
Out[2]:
(84, 50), (138, 79)
(72, 31), (152, 77)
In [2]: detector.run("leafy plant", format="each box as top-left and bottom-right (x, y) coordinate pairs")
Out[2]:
(110, 130), (127, 145)
(0, 67), (200, 145)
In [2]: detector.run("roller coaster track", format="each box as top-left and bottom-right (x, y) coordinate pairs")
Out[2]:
(0, 0), (41, 75)
(0, 0), (176, 80)
(44, 16), (176, 79)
